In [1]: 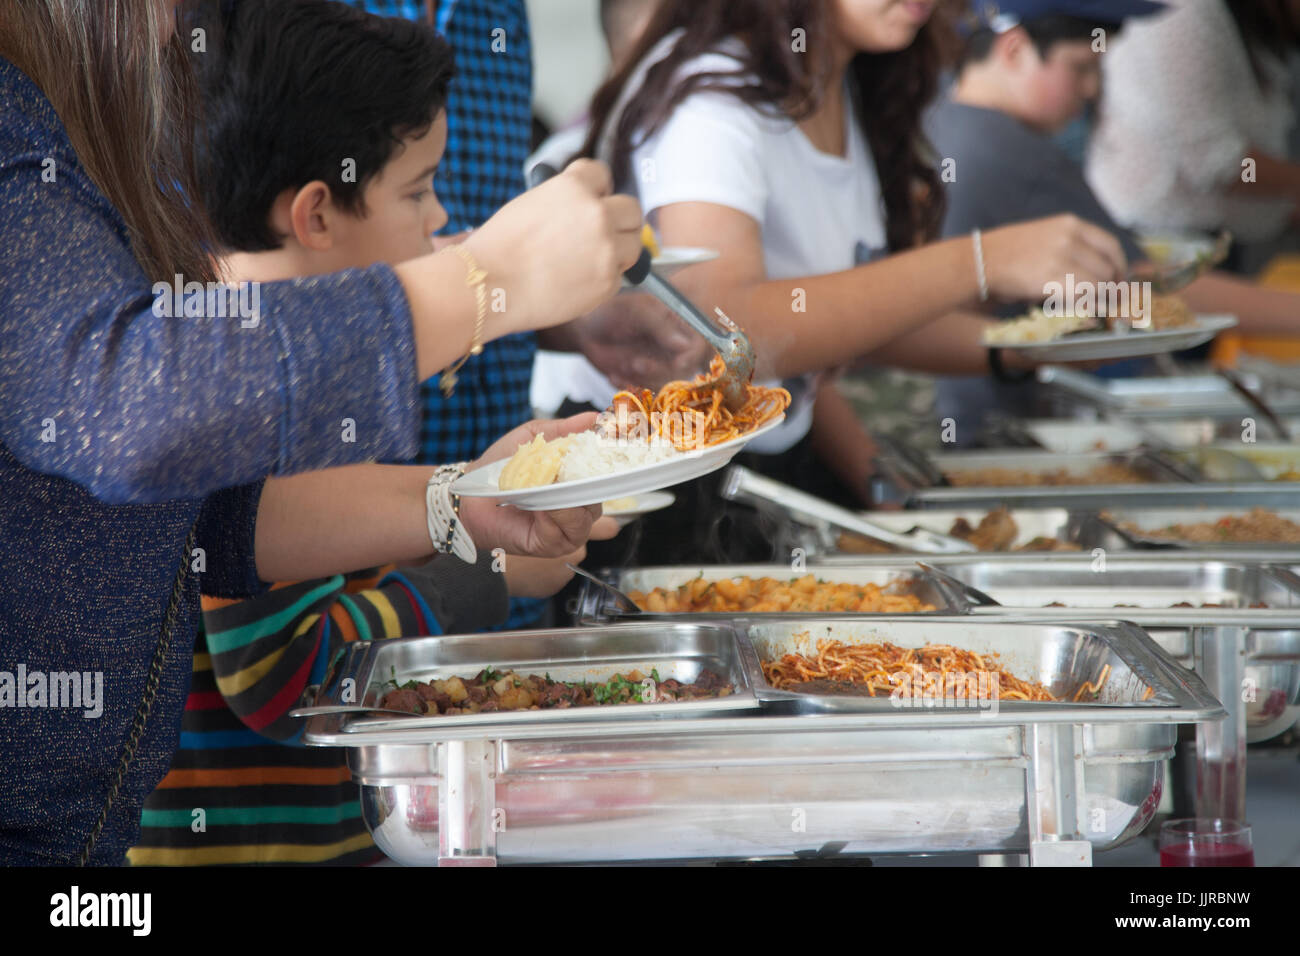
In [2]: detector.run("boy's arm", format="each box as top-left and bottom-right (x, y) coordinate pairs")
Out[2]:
(202, 555), (508, 744)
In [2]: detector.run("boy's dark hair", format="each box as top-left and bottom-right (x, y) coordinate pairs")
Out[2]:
(193, 0), (454, 252)
(958, 15), (1121, 72)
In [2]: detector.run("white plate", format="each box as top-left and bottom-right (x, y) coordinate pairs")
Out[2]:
(1022, 420), (1147, 454)
(454, 416), (784, 510)
(988, 314), (1237, 363)
(651, 246), (718, 275)
(601, 491), (676, 527)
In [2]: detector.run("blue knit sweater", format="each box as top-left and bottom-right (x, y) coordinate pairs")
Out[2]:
(0, 57), (422, 864)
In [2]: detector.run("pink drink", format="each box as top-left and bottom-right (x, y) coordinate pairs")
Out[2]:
(1159, 819), (1254, 867)
(1159, 842), (1255, 867)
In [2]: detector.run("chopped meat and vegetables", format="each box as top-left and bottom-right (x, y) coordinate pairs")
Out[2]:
(1109, 508), (1300, 544)
(377, 666), (733, 716)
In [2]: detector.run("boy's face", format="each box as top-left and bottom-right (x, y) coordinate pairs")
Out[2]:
(1014, 38), (1102, 133)
(331, 109), (450, 270)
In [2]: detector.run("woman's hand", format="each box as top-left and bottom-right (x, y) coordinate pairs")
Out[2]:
(982, 214), (1128, 304)
(457, 414), (620, 558)
(463, 159), (645, 334)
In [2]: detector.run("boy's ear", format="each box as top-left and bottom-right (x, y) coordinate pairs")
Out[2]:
(995, 25), (1034, 67)
(274, 181), (338, 252)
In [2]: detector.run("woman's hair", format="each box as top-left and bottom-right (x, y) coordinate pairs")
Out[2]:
(580, 0), (963, 252)
(1224, 0), (1300, 91)
(0, 0), (217, 283)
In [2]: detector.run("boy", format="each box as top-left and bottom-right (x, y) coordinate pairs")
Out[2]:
(129, 0), (595, 866)
(928, 0), (1299, 438)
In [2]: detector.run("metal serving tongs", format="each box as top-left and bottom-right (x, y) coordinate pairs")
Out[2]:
(1217, 367), (1294, 441)
(566, 563), (641, 615)
(720, 465), (978, 554)
(528, 163), (756, 411)
(1128, 229), (1232, 295)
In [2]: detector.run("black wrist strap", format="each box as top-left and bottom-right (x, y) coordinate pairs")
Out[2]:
(987, 347), (1035, 384)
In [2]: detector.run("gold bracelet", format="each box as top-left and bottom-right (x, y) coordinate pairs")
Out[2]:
(439, 244), (488, 396)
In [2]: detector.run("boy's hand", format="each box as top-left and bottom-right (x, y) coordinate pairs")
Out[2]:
(458, 414), (619, 558)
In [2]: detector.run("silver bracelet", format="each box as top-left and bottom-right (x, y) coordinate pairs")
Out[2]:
(971, 229), (990, 303)
(425, 464), (477, 564)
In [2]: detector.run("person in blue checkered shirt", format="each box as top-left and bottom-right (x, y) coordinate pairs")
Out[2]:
(356, 0), (545, 626)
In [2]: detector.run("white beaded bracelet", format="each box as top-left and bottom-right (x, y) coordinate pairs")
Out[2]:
(425, 464), (477, 564)
(972, 229), (990, 303)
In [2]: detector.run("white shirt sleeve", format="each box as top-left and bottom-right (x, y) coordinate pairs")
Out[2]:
(631, 88), (770, 225)
(1110, 1), (1252, 189)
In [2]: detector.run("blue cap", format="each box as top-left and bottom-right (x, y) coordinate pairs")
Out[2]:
(971, 0), (1166, 31)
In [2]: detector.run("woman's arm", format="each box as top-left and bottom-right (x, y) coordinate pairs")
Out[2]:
(652, 202), (1125, 380)
(0, 150), (638, 505)
(860, 311), (1014, 375)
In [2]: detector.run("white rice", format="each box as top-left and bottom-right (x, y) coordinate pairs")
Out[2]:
(556, 431), (680, 483)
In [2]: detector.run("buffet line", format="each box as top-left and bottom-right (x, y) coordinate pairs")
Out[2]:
(301, 365), (1300, 867)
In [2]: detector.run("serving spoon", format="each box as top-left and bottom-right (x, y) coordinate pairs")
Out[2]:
(1128, 230), (1232, 295)
(566, 563), (642, 614)
(528, 163), (756, 411)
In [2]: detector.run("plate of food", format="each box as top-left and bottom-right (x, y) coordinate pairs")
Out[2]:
(454, 363), (789, 510)
(601, 491), (676, 526)
(983, 298), (1237, 362)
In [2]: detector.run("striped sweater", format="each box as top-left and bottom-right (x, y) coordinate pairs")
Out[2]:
(128, 557), (507, 866)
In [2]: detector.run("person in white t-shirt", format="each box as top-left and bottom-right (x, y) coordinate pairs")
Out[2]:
(1086, 0), (1300, 259)
(535, 0), (1131, 563)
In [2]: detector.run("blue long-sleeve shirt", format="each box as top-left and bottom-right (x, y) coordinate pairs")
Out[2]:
(0, 56), (422, 863)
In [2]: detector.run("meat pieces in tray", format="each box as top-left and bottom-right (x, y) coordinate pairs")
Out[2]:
(378, 667), (734, 717)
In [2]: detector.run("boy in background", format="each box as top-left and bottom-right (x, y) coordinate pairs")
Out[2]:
(928, 0), (1300, 440)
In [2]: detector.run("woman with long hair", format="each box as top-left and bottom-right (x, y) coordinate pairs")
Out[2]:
(0, 0), (641, 864)
(537, 0), (1127, 562)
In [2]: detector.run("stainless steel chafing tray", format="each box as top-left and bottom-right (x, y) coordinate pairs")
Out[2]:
(1038, 366), (1300, 420)
(741, 617), (1193, 715)
(1141, 417), (1300, 446)
(575, 564), (967, 624)
(926, 557), (1300, 612)
(1171, 443), (1300, 482)
(909, 556), (1300, 820)
(304, 624), (759, 735)
(1088, 508), (1300, 551)
(867, 448), (1295, 510)
(800, 507), (1084, 558)
(876, 447), (1188, 490)
(304, 617), (1223, 867)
